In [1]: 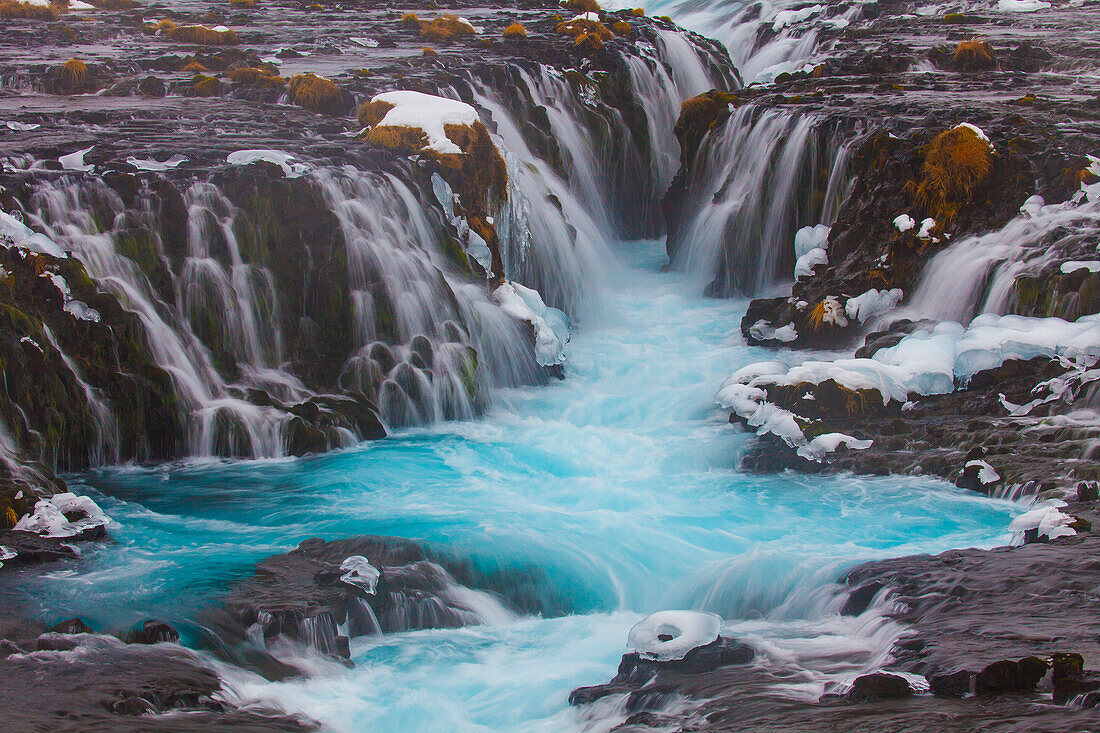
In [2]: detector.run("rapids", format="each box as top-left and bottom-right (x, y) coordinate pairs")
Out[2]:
(10, 239), (1020, 731)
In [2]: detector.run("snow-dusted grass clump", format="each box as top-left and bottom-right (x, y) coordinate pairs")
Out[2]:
(628, 610), (722, 662)
(365, 91), (479, 155)
(492, 281), (570, 366)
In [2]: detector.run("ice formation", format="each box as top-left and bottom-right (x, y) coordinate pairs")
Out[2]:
(58, 146), (94, 172)
(226, 150), (309, 178)
(965, 459), (1001, 487)
(126, 155), (188, 172)
(627, 610), (723, 662)
(1009, 500), (1075, 540)
(997, 0), (1051, 11)
(0, 545), (15, 569)
(845, 288), (903, 323)
(893, 214), (915, 232)
(340, 556), (381, 594)
(0, 210), (67, 258)
(13, 492), (111, 538)
(492, 281), (570, 366)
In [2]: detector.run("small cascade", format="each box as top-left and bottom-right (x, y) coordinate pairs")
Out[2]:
(638, 0), (860, 83)
(24, 179), (301, 459)
(904, 192), (1100, 323)
(38, 325), (120, 465)
(314, 168), (544, 428)
(668, 106), (858, 296)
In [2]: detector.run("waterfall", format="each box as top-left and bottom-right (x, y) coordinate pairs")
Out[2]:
(903, 192), (1100, 323)
(667, 106), (858, 296)
(635, 0), (861, 83)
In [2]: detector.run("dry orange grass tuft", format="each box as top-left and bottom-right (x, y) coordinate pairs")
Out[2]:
(610, 20), (631, 36)
(630, 7), (644, 15)
(398, 12), (420, 29)
(286, 72), (342, 114)
(227, 66), (284, 88)
(356, 99), (394, 128)
(503, 22), (526, 39)
(951, 37), (995, 71)
(563, 0), (600, 11)
(167, 24), (240, 45)
(0, 0), (61, 20)
(419, 14), (476, 42)
(422, 46), (437, 56)
(362, 125), (429, 153)
(911, 125), (993, 224)
(556, 17), (612, 41)
(58, 58), (88, 89)
(574, 32), (604, 54)
(182, 60), (209, 73)
(229, 0), (256, 7)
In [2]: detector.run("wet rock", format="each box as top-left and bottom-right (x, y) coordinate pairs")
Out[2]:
(570, 636), (754, 707)
(207, 535), (535, 672)
(125, 619), (181, 645)
(1055, 673), (1100, 705)
(975, 657), (1050, 693)
(0, 632), (317, 731)
(846, 672), (914, 701)
(49, 618), (92, 635)
(839, 580), (884, 616)
(929, 669), (975, 698)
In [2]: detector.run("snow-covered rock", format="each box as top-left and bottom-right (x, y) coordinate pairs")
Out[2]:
(845, 288), (903, 323)
(628, 610), (722, 662)
(14, 492), (111, 539)
(492, 281), (570, 366)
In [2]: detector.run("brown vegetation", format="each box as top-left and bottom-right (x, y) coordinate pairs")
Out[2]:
(563, 0), (600, 11)
(503, 22), (526, 39)
(574, 32), (604, 54)
(286, 72), (342, 114)
(229, 0), (256, 7)
(910, 125), (994, 224)
(227, 66), (284, 88)
(167, 25), (240, 45)
(191, 74), (222, 97)
(611, 20), (631, 36)
(398, 12), (419, 29)
(181, 60), (209, 73)
(419, 14), (476, 42)
(951, 38), (995, 71)
(0, 0), (61, 21)
(57, 58), (88, 90)
(556, 17), (613, 41)
(357, 99), (394, 128)
(86, 0), (138, 9)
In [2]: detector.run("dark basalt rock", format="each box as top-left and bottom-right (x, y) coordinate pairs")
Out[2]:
(0, 631), (317, 731)
(845, 672), (915, 702)
(205, 535), (546, 675)
(975, 657), (1050, 693)
(124, 619), (181, 645)
(49, 617), (92, 635)
(569, 636), (754, 708)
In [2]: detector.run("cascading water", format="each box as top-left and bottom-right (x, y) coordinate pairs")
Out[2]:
(667, 106), (859, 296)
(902, 192), (1100, 323)
(9, 239), (1021, 731)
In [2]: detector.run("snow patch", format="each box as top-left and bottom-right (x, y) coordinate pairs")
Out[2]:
(795, 247), (828, 279)
(997, 0), (1051, 11)
(893, 214), (915, 232)
(1060, 261), (1100, 274)
(1009, 500), (1075, 540)
(127, 155), (187, 171)
(59, 146), (94, 172)
(771, 5), (824, 31)
(0, 210), (67, 258)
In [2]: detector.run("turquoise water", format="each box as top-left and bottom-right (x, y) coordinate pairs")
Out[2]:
(17, 240), (1018, 731)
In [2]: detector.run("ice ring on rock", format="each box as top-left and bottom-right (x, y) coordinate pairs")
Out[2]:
(627, 610), (723, 662)
(339, 556), (380, 594)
